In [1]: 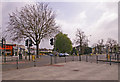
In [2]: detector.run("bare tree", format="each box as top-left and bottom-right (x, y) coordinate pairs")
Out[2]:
(6, 3), (60, 58)
(97, 39), (104, 54)
(98, 39), (104, 46)
(92, 43), (97, 54)
(74, 28), (88, 54)
(106, 38), (117, 53)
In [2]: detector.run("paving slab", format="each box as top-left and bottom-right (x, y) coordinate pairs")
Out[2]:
(2, 61), (118, 80)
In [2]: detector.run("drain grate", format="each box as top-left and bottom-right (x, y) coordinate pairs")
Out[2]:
(73, 69), (79, 71)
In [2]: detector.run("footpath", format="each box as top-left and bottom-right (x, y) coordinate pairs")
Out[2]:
(2, 61), (118, 80)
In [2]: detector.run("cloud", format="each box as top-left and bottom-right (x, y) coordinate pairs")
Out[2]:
(0, 2), (2, 26)
(2, 2), (118, 48)
(1, 0), (37, 2)
(91, 11), (117, 31)
(1, 0), (119, 2)
(0, 2), (2, 39)
(88, 3), (118, 45)
(55, 2), (118, 47)
(55, 11), (88, 45)
(74, 11), (87, 28)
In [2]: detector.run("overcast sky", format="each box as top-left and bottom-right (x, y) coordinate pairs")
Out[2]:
(1, 0), (119, 49)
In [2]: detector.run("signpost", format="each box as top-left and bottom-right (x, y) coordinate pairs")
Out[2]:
(25, 39), (32, 61)
(49, 54), (53, 65)
(50, 38), (54, 64)
(79, 48), (81, 61)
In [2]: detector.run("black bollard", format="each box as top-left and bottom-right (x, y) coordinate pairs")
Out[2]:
(90, 55), (92, 63)
(72, 54), (74, 61)
(106, 54), (108, 61)
(65, 56), (66, 63)
(118, 55), (119, 61)
(110, 56), (111, 65)
(50, 56), (52, 65)
(79, 54), (81, 61)
(86, 55), (88, 62)
(115, 53), (116, 60)
(54, 56), (57, 64)
(96, 55), (98, 64)
(34, 60), (36, 67)
(25, 55), (27, 60)
(16, 58), (18, 69)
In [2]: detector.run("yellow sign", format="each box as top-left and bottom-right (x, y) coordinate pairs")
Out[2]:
(92, 48), (95, 54)
(108, 54), (110, 59)
(32, 55), (35, 61)
(91, 53), (93, 56)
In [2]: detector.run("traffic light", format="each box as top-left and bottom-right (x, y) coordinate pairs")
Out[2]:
(50, 38), (53, 45)
(25, 39), (28, 46)
(29, 39), (32, 46)
(2, 38), (5, 48)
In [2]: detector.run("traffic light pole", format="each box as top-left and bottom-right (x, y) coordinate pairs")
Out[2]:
(25, 39), (32, 61)
(79, 49), (81, 61)
(29, 47), (30, 61)
(28, 40), (30, 61)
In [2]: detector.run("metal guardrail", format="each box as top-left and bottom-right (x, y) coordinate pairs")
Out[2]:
(2, 56), (18, 62)
(2, 54), (119, 71)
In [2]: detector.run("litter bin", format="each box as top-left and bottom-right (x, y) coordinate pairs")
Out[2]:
(19, 53), (22, 59)
(32, 55), (35, 61)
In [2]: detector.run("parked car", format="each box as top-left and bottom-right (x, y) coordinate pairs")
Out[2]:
(64, 53), (69, 56)
(49, 53), (53, 56)
(59, 53), (65, 57)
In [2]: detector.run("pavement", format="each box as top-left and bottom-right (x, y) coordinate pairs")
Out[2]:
(2, 61), (118, 80)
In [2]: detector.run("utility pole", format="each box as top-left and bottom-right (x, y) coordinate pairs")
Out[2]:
(28, 40), (30, 61)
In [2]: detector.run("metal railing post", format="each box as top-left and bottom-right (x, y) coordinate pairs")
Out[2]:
(16, 57), (18, 69)
(54, 55), (57, 64)
(50, 56), (52, 65)
(96, 55), (98, 64)
(79, 54), (81, 61)
(34, 60), (36, 67)
(65, 56), (66, 63)
(72, 53), (74, 61)
(86, 55), (88, 62)
(110, 55), (111, 65)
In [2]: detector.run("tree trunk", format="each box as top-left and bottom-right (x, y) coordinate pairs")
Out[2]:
(36, 43), (39, 58)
